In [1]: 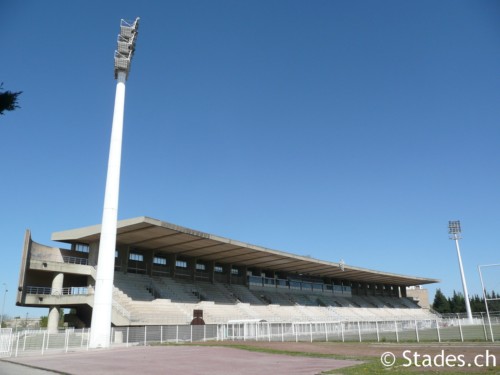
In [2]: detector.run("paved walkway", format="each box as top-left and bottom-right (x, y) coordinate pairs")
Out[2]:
(1, 345), (360, 375)
(0, 361), (58, 375)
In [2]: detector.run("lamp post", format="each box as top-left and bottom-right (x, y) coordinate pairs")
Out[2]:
(448, 220), (473, 324)
(0, 283), (7, 329)
(89, 17), (140, 349)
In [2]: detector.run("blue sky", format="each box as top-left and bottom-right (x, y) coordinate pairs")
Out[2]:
(1, 1), (499, 318)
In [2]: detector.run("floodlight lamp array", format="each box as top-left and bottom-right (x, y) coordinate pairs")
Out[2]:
(448, 220), (461, 239)
(114, 17), (140, 79)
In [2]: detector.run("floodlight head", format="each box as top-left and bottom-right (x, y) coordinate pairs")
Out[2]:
(449, 220), (461, 234)
(114, 17), (140, 80)
(448, 220), (462, 240)
(339, 259), (345, 272)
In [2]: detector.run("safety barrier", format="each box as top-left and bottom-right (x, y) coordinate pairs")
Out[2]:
(0, 317), (498, 358)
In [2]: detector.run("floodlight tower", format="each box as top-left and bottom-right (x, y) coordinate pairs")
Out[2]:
(448, 220), (473, 324)
(89, 18), (140, 349)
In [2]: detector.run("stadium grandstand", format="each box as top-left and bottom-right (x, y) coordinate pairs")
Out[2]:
(17, 216), (439, 331)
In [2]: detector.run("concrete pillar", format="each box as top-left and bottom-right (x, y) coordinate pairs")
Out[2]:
(124, 248), (130, 272)
(143, 250), (153, 276)
(227, 264), (233, 285)
(88, 242), (99, 267)
(400, 286), (407, 298)
(169, 254), (177, 278)
(208, 261), (215, 283)
(47, 272), (64, 333)
(48, 306), (60, 333)
(381, 284), (388, 296)
(392, 285), (399, 297)
(51, 272), (64, 295)
(114, 247), (121, 272)
(243, 266), (248, 286)
(368, 283), (374, 296)
(189, 258), (196, 281)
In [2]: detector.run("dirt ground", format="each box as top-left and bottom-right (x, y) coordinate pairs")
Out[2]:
(1, 345), (360, 375)
(200, 340), (500, 372)
(2, 341), (499, 374)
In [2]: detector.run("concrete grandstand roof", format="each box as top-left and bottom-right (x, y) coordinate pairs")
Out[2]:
(52, 216), (438, 286)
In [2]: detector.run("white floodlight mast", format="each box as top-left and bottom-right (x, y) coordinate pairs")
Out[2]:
(89, 18), (139, 349)
(448, 220), (473, 324)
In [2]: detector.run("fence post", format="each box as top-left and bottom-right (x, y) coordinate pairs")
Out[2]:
(161, 325), (163, 344)
(41, 331), (46, 355)
(126, 327), (129, 348)
(144, 326), (147, 346)
(190, 325), (193, 343)
(295, 324), (298, 342)
(325, 323), (328, 342)
(268, 323), (271, 342)
(310, 323), (313, 343)
(65, 329), (69, 353)
(341, 322), (345, 342)
(176, 325), (179, 343)
(81, 328), (85, 348)
(15, 332), (20, 357)
(436, 320), (441, 343)
(394, 321), (399, 343)
(375, 321), (380, 342)
(457, 317), (464, 342)
(357, 321), (361, 342)
(281, 323), (284, 342)
(415, 320), (419, 343)
(481, 315), (488, 341)
(204, 324), (206, 342)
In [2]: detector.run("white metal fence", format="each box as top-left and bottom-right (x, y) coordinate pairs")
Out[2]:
(1, 318), (498, 358)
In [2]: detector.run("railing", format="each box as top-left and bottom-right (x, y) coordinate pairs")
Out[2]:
(62, 256), (89, 266)
(441, 311), (500, 320)
(248, 276), (354, 296)
(25, 286), (89, 296)
(1, 318), (498, 358)
(127, 264), (148, 274)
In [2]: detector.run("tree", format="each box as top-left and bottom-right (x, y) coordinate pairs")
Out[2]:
(39, 316), (48, 328)
(432, 288), (451, 313)
(0, 315), (9, 328)
(449, 290), (466, 313)
(39, 309), (65, 329)
(470, 294), (485, 312)
(0, 83), (22, 115)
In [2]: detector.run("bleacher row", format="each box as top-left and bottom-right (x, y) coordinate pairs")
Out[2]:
(112, 272), (436, 325)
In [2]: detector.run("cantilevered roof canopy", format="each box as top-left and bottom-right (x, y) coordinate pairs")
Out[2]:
(52, 216), (438, 286)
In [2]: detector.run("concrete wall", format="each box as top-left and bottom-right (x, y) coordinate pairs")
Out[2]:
(406, 287), (430, 308)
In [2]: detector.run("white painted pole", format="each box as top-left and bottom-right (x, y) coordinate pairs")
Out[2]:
(457, 315), (464, 342)
(394, 321), (399, 342)
(436, 320), (441, 342)
(89, 71), (127, 349)
(478, 265), (495, 342)
(453, 238), (473, 324)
